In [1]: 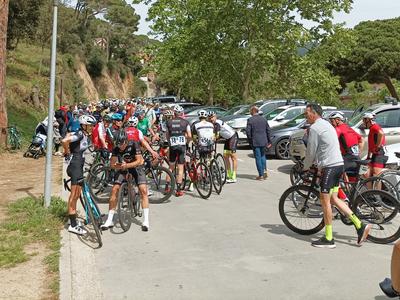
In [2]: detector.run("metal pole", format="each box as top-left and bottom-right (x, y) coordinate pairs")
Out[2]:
(44, 0), (58, 208)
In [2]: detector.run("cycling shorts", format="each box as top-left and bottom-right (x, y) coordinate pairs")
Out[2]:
(113, 166), (147, 186)
(320, 165), (344, 194)
(197, 145), (213, 158)
(343, 154), (359, 175)
(67, 158), (85, 185)
(224, 132), (238, 154)
(370, 153), (388, 168)
(169, 146), (186, 164)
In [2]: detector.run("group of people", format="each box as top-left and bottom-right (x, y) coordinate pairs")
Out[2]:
(61, 101), (240, 236)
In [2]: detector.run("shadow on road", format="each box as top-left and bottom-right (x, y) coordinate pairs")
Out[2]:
(15, 186), (37, 199)
(260, 223), (359, 247)
(277, 164), (294, 175)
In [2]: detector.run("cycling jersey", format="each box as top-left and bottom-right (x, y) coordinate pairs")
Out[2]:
(69, 130), (89, 160)
(105, 125), (119, 151)
(92, 122), (106, 149)
(368, 123), (386, 154)
(137, 118), (150, 136)
(112, 140), (142, 164)
(335, 123), (362, 156)
(214, 119), (235, 140)
(125, 126), (144, 143)
(192, 120), (215, 147)
(166, 117), (190, 148)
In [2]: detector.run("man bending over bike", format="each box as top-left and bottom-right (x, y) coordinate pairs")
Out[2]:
(62, 115), (97, 235)
(303, 104), (371, 248)
(101, 129), (150, 231)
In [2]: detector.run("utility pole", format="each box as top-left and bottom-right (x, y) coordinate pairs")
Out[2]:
(0, 0), (9, 147)
(44, 0), (59, 208)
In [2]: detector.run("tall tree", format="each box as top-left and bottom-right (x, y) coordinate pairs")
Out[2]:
(0, 0), (9, 147)
(331, 18), (400, 99)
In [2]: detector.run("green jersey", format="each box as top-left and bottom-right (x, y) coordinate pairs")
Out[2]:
(137, 117), (150, 136)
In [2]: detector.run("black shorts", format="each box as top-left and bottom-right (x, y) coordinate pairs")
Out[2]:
(67, 158), (85, 185)
(169, 146), (186, 164)
(370, 153), (388, 168)
(224, 133), (238, 153)
(320, 165), (344, 194)
(343, 154), (359, 174)
(113, 166), (147, 186)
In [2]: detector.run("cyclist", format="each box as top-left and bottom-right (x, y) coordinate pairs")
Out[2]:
(62, 115), (97, 235)
(303, 103), (371, 248)
(137, 109), (158, 143)
(126, 116), (158, 159)
(208, 111), (238, 183)
(166, 105), (192, 196)
(191, 109), (216, 157)
(328, 111), (364, 176)
(363, 112), (387, 178)
(105, 113), (124, 151)
(101, 129), (150, 231)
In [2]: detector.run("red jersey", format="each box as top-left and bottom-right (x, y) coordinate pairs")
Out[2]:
(335, 123), (362, 155)
(368, 123), (385, 154)
(125, 126), (141, 142)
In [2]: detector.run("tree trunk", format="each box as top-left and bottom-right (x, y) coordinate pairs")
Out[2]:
(0, 0), (9, 147)
(383, 75), (399, 100)
(242, 73), (251, 102)
(207, 80), (214, 105)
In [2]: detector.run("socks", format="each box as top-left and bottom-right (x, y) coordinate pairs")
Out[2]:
(232, 171), (236, 180)
(325, 224), (333, 241)
(69, 214), (77, 227)
(227, 170), (232, 179)
(143, 208), (149, 227)
(349, 214), (362, 229)
(107, 210), (115, 223)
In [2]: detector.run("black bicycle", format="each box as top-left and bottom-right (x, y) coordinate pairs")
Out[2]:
(117, 173), (141, 232)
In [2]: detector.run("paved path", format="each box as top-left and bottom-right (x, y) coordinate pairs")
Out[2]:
(60, 148), (394, 300)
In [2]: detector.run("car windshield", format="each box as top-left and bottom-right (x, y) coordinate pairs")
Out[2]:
(348, 107), (375, 127)
(265, 108), (285, 120)
(223, 106), (243, 116)
(281, 113), (305, 127)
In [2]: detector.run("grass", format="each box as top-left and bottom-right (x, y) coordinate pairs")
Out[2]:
(0, 196), (67, 295)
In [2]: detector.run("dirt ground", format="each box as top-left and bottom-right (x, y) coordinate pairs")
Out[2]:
(0, 152), (63, 300)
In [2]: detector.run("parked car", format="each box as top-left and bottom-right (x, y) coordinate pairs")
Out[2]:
(289, 102), (400, 161)
(163, 102), (201, 113)
(153, 95), (179, 103)
(265, 105), (307, 128)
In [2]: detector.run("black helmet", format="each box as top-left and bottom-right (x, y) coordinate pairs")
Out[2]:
(114, 129), (127, 147)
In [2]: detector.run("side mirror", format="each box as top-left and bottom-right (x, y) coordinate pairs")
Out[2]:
(275, 116), (284, 121)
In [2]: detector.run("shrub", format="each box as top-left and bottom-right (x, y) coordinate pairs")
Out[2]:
(86, 48), (105, 78)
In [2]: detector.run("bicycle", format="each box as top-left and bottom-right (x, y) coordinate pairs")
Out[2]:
(197, 145), (223, 195)
(279, 163), (400, 244)
(117, 173), (141, 232)
(212, 142), (227, 186)
(63, 177), (103, 248)
(7, 125), (22, 150)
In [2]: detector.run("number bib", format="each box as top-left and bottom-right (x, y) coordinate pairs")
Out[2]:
(170, 136), (186, 146)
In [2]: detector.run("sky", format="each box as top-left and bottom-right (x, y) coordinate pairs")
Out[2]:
(131, 0), (400, 36)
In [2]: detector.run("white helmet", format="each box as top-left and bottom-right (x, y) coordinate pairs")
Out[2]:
(79, 115), (96, 125)
(197, 109), (208, 118)
(127, 116), (139, 127)
(363, 112), (376, 119)
(174, 105), (184, 114)
(164, 109), (174, 117)
(328, 111), (345, 120)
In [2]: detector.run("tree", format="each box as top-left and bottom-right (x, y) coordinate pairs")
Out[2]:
(0, 0), (9, 147)
(143, 0), (353, 105)
(331, 18), (400, 99)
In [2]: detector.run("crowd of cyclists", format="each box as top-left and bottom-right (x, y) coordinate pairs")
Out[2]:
(56, 98), (239, 235)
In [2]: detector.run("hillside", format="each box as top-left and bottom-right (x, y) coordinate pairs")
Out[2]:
(5, 42), (142, 144)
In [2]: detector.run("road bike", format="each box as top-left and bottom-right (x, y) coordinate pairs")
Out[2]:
(117, 173), (141, 232)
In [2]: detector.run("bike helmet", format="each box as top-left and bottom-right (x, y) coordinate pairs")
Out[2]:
(127, 116), (139, 127)
(208, 110), (217, 117)
(164, 109), (174, 117)
(79, 115), (96, 125)
(197, 109), (208, 118)
(363, 112), (375, 119)
(103, 114), (112, 122)
(173, 105), (184, 114)
(111, 113), (123, 121)
(328, 111), (345, 120)
(114, 129), (128, 147)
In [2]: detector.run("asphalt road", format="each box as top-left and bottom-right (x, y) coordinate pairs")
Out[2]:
(60, 147), (394, 300)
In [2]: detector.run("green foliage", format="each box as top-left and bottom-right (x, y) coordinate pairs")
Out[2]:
(87, 48), (106, 77)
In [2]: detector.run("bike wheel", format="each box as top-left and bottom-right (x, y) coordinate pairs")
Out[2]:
(88, 165), (110, 201)
(356, 176), (399, 201)
(82, 195), (103, 248)
(117, 183), (132, 232)
(352, 189), (400, 244)
(210, 159), (223, 194)
(174, 163), (188, 191)
(215, 153), (227, 185)
(194, 162), (213, 199)
(279, 185), (324, 235)
(146, 166), (176, 203)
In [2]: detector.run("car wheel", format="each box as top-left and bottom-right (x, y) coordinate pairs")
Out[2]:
(275, 138), (290, 160)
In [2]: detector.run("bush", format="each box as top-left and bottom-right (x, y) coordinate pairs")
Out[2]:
(86, 48), (105, 78)
(107, 60), (118, 74)
(119, 67), (127, 80)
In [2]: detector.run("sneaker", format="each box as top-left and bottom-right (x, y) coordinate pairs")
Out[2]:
(311, 236), (336, 249)
(226, 178), (237, 183)
(141, 225), (149, 232)
(356, 223), (371, 245)
(175, 190), (184, 197)
(68, 225), (87, 235)
(256, 176), (264, 181)
(100, 219), (114, 230)
(379, 278), (400, 298)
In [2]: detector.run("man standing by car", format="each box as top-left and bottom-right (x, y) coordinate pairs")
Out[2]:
(303, 103), (371, 248)
(245, 106), (271, 180)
